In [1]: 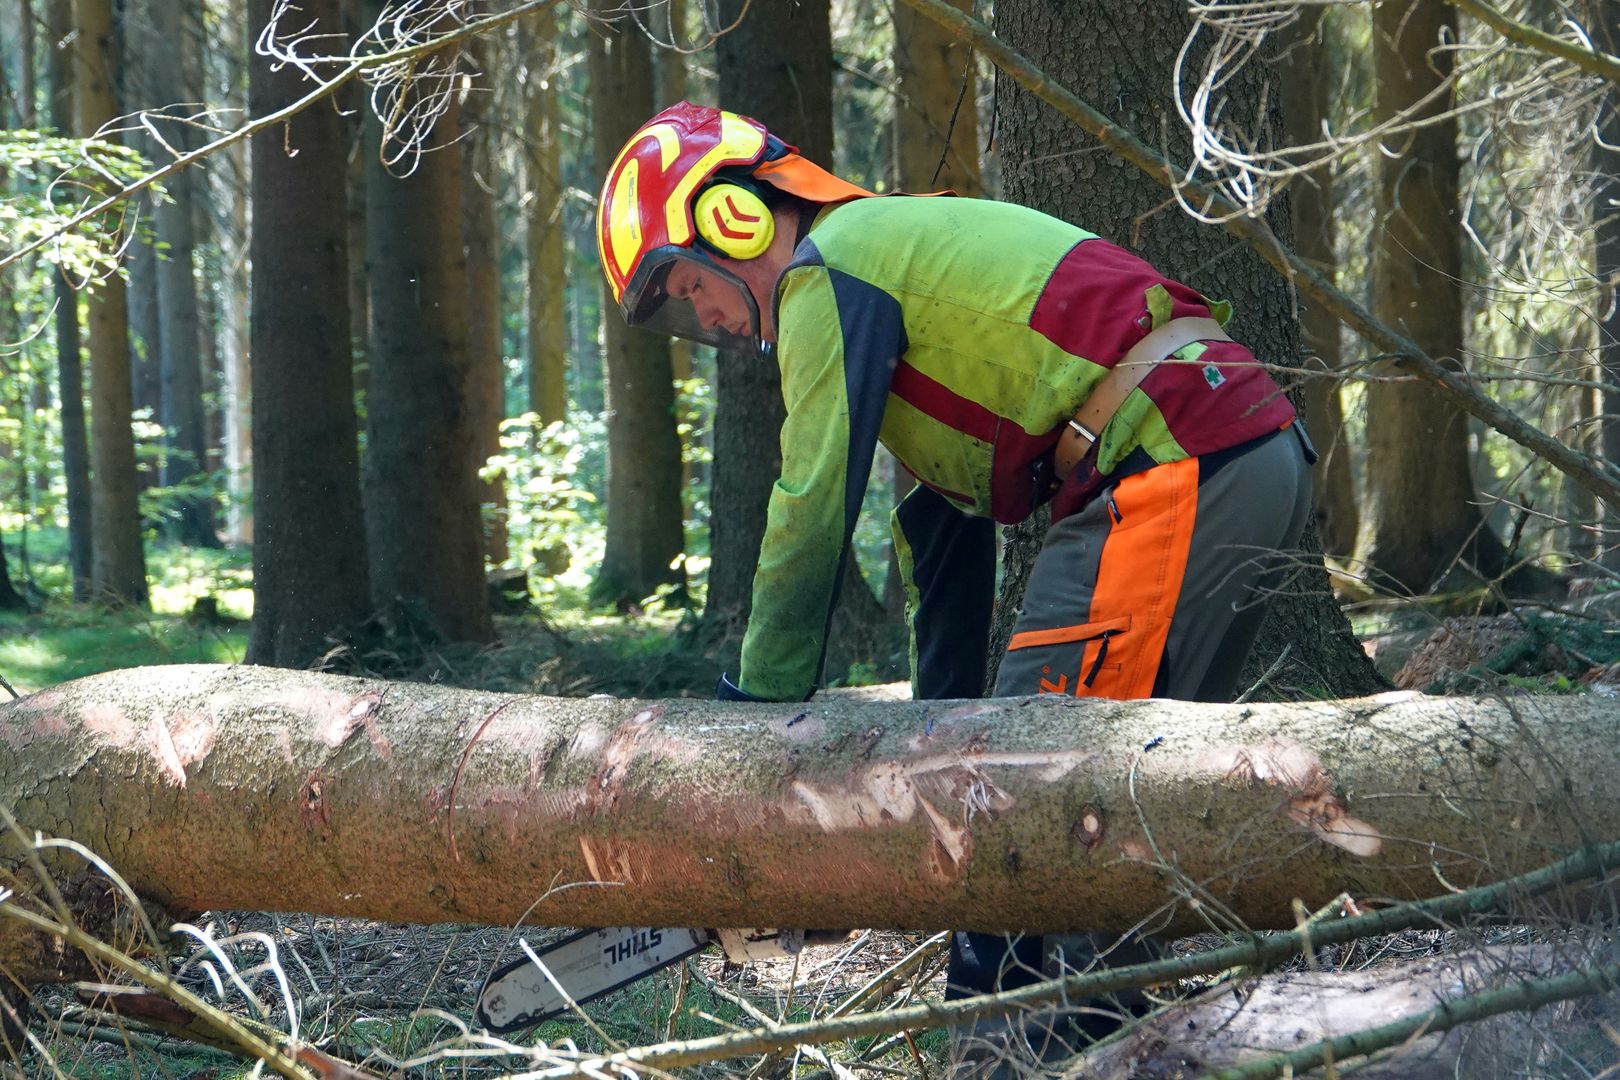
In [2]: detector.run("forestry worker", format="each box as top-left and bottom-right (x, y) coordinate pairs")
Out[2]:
(595, 99), (1317, 1036)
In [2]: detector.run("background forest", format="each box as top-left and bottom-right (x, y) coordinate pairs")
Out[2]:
(4, 0), (1620, 1076)
(1, 0), (1613, 702)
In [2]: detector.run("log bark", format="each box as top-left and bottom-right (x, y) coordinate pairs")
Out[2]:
(2, 665), (1616, 987)
(1068, 945), (1610, 1080)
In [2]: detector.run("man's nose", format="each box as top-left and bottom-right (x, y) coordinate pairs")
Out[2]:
(697, 303), (725, 330)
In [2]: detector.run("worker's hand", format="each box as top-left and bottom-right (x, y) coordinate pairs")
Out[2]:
(715, 673), (773, 702)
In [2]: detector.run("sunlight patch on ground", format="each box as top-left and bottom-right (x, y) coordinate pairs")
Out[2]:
(0, 612), (247, 694)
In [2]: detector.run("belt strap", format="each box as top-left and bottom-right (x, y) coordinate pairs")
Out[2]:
(1053, 316), (1231, 479)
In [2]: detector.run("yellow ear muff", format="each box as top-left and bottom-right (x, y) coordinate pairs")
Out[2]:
(694, 183), (776, 260)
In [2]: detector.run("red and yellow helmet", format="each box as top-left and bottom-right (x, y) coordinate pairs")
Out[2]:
(597, 101), (875, 354)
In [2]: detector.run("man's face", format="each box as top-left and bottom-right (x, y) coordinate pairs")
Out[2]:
(666, 260), (755, 340)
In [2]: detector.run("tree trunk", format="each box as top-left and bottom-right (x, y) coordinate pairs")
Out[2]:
(123, 3), (163, 435)
(150, 0), (218, 548)
(587, 1), (686, 608)
(989, 0), (1384, 699)
(1362, 1), (1507, 594)
(200, 5), (251, 548)
(219, 140), (253, 547)
(706, 0), (833, 627)
(1596, 2), (1620, 572)
(2, 664), (1615, 987)
(47, 0), (92, 602)
(361, 0), (492, 643)
(126, 219), (164, 428)
(0, 532), (26, 611)
(73, 0), (148, 605)
(893, 0), (980, 196)
(15, 0), (37, 126)
(245, 0), (371, 669)
(1275, 7), (1358, 561)
(345, 0), (369, 408)
(524, 13), (567, 427)
(654, 0), (687, 108)
(462, 36), (509, 567)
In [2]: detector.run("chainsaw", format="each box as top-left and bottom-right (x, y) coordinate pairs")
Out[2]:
(476, 927), (850, 1033)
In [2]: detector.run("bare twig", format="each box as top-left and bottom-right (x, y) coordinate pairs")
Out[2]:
(1198, 958), (1620, 1080)
(1444, 0), (1620, 84)
(0, 0), (566, 274)
(0, 903), (317, 1079)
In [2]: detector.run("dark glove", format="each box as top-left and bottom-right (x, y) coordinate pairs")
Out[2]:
(716, 672), (772, 702)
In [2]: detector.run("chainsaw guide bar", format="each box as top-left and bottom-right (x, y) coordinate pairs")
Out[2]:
(476, 926), (712, 1033)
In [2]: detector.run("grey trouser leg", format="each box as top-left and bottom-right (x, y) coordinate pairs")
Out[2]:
(993, 425), (1312, 702)
(1156, 424), (1313, 701)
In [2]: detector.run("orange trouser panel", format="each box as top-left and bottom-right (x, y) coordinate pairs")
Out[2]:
(1006, 457), (1198, 699)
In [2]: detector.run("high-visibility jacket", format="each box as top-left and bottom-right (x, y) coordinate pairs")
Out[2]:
(737, 196), (1296, 702)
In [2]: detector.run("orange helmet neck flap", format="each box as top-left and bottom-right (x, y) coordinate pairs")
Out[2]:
(596, 101), (876, 356)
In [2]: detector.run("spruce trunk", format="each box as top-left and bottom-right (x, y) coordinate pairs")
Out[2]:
(73, 0), (148, 605)
(245, 0), (371, 668)
(1363, 0), (1507, 593)
(361, 0), (492, 643)
(587, 1), (686, 608)
(3, 665), (1613, 985)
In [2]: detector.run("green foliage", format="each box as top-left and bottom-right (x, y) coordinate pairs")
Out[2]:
(0, 129), (154, 281)
(0, 528), (250, 693)
(484, 413), (598, 582)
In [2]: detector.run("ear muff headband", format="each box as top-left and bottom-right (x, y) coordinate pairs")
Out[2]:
(694, 183), (776, 260)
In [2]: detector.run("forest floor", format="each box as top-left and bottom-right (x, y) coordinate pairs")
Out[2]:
(5, 538), (1620, 1077)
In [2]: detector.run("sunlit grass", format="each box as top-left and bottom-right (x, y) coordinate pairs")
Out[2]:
(0, 527), (251, 694)
(0, 607), (247, 694)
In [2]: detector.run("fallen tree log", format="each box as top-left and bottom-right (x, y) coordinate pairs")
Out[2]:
(1066, 944), (1615, 1080)
(2, 665), (1616, 986)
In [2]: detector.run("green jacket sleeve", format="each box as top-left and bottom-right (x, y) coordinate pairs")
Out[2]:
(737, 260), (901, 700)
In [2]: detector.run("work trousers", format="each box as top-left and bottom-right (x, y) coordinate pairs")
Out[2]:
(947, 422), (1314, 1001)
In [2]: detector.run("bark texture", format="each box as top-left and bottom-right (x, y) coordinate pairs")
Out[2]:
(47, 0), (91, 601)
(245, 0), (372, 668)
(989, 0), (1384, 698)
(362, 0), (492, 643)
(462, 37), (509, 567)
(73, 0), (148, 605)
(524, 13), (567, 426)
(150, 0), (218, 548)
(1363, 1), (1507, 594)
(217, 137), (253, 548)
(0, 533), (26, 610)
(588, 0), (686, 608)
(893, 0), (980, 195)
(2, 664), (1614, 986)
(705, 0), (833, 627)
(1275, 8), (1357, 561)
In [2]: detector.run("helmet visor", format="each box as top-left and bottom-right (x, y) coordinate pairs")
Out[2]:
(620, 247), (764, 356)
